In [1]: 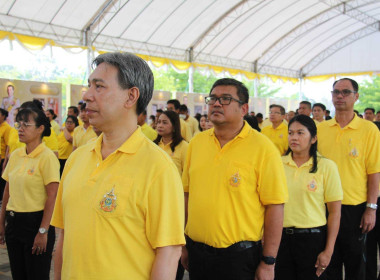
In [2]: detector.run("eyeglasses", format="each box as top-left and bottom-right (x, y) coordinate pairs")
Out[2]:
(14, 122), (37, 130)
(269, 111), (282, 115)
(205, 96), (243, 105)
(331, 89), (357, 97)
(66, 121), (74, 124)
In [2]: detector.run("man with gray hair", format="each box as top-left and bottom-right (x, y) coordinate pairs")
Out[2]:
(51, 52), (185, 279)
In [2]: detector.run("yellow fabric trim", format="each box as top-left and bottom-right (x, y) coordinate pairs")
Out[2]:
(306, 72), (374, 82)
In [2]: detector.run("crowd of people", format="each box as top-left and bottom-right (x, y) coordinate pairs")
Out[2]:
(0, 52), (378, 280)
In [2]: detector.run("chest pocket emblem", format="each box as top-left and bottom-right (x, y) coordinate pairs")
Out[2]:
(99, 187), (117, 212)
(279, 134), (283, 138)
(230, 172), (241, 187)
(349, 147), (359, 158)
(27, 167), (35, 175)
(307, 178), (317, 192)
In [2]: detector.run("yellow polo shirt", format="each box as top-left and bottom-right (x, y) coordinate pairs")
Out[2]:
(51, 120), (61, 136)
(261, 122), (288, 155)
(282, 154), (343, 228)
(8, 127), (22, 154)
(0, 121), (11, 159)
(51, 127), (185, 280)
(182, 122), (288, 248)
(185, 116), (199, 137)
(2, 143), (60, 212)
(73, 125), (97, 148)
(158, 139), (188, 175)
(141, 123), (158, 141)
(180, 118), (192, 142)
(43, 128), (58, 152)
(58, 131), (74, 160)
(318, 115), (380, 205)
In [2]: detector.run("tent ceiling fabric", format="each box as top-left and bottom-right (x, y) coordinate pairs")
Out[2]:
(0, 0), (379, 78)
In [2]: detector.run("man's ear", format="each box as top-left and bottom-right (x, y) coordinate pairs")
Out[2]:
(124, 87), (140, 109)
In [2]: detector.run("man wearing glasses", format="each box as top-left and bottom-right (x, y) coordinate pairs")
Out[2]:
(318, 78), (380, 279)
(181, 78), (288, 280)
(261, 104), (288, 155)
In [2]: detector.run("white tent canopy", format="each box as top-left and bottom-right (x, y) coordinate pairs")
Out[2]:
(1, 0), (380, 78)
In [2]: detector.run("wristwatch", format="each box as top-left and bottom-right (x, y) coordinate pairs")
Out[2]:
(261, 256), (276, 265)
(366, 203), (378, 210)
(39, 227), (47, 234)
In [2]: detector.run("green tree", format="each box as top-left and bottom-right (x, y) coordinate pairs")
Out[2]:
(355, 76), (380, 113)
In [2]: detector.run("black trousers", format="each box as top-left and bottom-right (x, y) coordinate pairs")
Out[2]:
(325, 203), (367, 280)
(5, 211), (55, 280)
(366, 197), (380, 280)
(275, 226), (327, 280)
(187, 238), (262, 280)
(58, 159), (66, 177)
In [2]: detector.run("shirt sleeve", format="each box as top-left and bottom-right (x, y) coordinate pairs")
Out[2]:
(145, 163), (185, 249)
(180, 141), (189, 176)
(322, 159), (344, 203)
(43, 130), (59, 152)
(51, 180), (64, 229)
(40, 152), (60, 186)
(365, 125), (380, 174)
(182, 141), (193, 193)
(257, 148), (288, 205)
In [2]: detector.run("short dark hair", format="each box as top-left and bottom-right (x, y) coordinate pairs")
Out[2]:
(244, 115), (260, 132)
(209, 78), (249, 104)
(312, 103), (326, 111)
(80, 103), (86, 111)
(92, 52), (154, 115)
(269, 104), (285, 115)
(154, 111), (183, 152)
(300, 101), (311, 109)
(179, 104), (188, 113)
(16, 108), (51, 138)
(21, 100), (43, 111)
(333, 78), (359, 92)
(167, 99), (181, 110)
(156, 109), (163, 114)
(0, 108), (8, 118)
(47, 109), (57, 119)
(326, 110), (330, 114)
(66, 115), (79, 127)
(256, 113), (263, 118)
(68, 106), (79, 115)
(286, 115), (318, 173)
(364, 108), (375, 114)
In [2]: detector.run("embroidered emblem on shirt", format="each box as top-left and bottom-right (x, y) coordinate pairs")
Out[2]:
(99, 188), (117, 212)
(279, 134), (283, 138)
(307, 178), (317, 192)
(27, 167), (35, 175)
(229, 172), (241, 187)
(349, 147), (359, 158)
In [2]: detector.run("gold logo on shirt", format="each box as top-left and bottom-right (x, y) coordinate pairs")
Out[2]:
(307, 178), (317, 192)
(349, 147), (359, 158)
(279, 134), (283, 138)
(27, 167), (35, 175)
(230, 172), (241, 187)
(99, 187), (117, 212)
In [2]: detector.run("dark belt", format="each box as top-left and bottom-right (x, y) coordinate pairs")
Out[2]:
(283, 226), (324, 235)
(186, 236), (261, 254)
(6, 210), (43, 217)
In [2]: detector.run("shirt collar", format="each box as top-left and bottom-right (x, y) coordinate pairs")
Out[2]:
(328, 114), (360, 129)
(274, 122), (286, 130)
(91, 127), (145, 156)
(18, 142), (46, 158)
(208, 120), (251, 139)
(282, 153), (314, 168)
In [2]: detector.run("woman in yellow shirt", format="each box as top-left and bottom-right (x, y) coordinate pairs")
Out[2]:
(0, 107), (60, 280)
(58, 115), (79, 175)
(275, 115), (343, 280)
(45, 109), (60, 136)
(154, 111), (188, 175)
